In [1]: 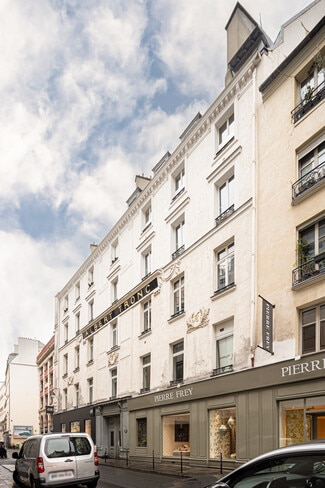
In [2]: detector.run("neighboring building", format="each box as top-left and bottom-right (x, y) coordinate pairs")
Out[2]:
(0, 381), (6, 442)
(2, 337), (44, 448)
(52, 1), (325, 469)
(37, 336), (55, 434)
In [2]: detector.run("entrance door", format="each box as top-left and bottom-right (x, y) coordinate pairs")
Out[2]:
(108, 415), (120, 459)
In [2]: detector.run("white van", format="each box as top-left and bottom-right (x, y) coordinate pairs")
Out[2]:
(12, 432), (100, 488)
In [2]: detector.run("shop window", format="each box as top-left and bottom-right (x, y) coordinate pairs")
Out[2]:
(162, 414), (190, 456)
(85, 419), (91, 437)
(209, 407), (236, 459)
(137, 418), (147, 447)
(71, 421), (80, 433)
(215, 242), (235, 293)
(279, 396), (325, 447)
(301, 303), (325, 355)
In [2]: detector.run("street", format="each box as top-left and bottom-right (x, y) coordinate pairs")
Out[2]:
(0, 455), (217, 488)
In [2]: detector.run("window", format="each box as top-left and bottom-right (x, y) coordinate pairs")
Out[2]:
(299, 141), (325, 178)
(111, 368), (117, 398)
(75, 383), (79, 408)
(88, 300), (94, 322)
(88, 378), (93, 404)
(218, 113), (234, 149)
(88, 337), (94, 363)
(64, 295), (69, 313)
(111, 321), (118, 348)
(293, 139), (325, 198)
(300, 62), (324, 103)
(214, 321), (233, 374)
(63, 354), (68, 376)
(174, 166), (185, 195)
(299, 218), (325, 261)
(112, 278), (118, 303)
(111, 240), (119, 264)
(88, 267), (94, 288)
(75, 281), (80, 301)
(172, 341), (184, 383)
(143, 248), (151, 278)
(64, 323), (68, 343)
(173, 276), (184, 316)
(63, 389), (67, 410)
(74, 346), (80, 371)
(75, 312), (80, 335)
(142, 354), (151, 392)
(216, 242), (234, 291)
(172, 216), (185, 259)
(143, 299), (151, 332)
(143, 203), (152, 230)
(219, 175), (235, 215)
(209, 407), (236, 459)
(301, 304), (325, 355)
(136, 418), (147, 447)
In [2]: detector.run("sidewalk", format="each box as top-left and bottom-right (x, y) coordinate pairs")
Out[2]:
(98, 455), (226, 482)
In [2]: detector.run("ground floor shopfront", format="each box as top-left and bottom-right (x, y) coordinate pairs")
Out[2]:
(126, 352), (325, 469)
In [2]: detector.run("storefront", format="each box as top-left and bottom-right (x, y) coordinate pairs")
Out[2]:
(53, 405), (96, 441)
(127, 352), (325, 468)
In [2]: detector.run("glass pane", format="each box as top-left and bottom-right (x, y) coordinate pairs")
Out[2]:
(302, 324), (316, 354)
(217, 335), (233, 368)
(302, 308), (316, 325)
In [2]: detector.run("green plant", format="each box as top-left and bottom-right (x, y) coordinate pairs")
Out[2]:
(296, 238), (310, 265)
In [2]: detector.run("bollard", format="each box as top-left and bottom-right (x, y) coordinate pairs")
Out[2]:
(180, 450), (183, 474)
(126, 449), (129, 467)
(152, 449), (155, 471)
(220, 452), (223, 474)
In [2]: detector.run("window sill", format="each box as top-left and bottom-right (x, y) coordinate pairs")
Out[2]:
(211, 283), (236, 300)
(168, 310), (185, 323)
(139, 328), (152, 339)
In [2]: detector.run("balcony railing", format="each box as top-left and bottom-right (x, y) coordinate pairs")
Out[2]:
(292, 163), (325, 200)
(212, 365), (233, 376)
(292, 253), (325, 286)
(169, 379), (184, 387)
(140, 387), (150, 394)
(291, 80), (325, 123)
(172, 245), (185, 260)
(215, 204), (235, 227)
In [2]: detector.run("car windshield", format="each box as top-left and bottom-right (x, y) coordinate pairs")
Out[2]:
(227, 453), (325, 488)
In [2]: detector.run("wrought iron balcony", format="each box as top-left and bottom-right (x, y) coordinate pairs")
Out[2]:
(291, 80), (325, 123)
(212, 365), (233, 376)
(169, 379), (183, 387)
(292, 163), (325, 200)
(215, 204), (235, 227)
(172, 245), (185, 260)
(140, 387), (150, 394)
(292, 253), (325, 286)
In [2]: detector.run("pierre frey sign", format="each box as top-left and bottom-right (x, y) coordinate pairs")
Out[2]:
(83, 277), (158, 339)
(281, 357), (325, 377)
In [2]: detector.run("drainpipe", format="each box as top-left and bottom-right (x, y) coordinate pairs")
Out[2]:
(250, 66), (257, 368)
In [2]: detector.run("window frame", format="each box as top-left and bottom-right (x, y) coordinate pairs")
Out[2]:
(172, 340), (184, 383)
(301, 303), (325, 355)
(172, 275), (185, 317)
(215, 242), (235, 292)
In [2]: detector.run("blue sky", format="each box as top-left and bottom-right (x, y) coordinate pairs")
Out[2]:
(0, 0), (312, 379)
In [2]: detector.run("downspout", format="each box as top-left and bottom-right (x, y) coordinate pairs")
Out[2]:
(250, 66), (258, 367)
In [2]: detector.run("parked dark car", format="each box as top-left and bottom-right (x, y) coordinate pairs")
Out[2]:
(205, 442), (325, 488)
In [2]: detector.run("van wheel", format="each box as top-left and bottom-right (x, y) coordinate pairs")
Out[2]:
(13, 470), (23, 487)
(86, 482), (97, 488)
(29, 476), (36, 488)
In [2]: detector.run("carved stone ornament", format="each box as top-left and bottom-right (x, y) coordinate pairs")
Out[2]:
(154, 260), (181, 295)
(108, 350), (119, 365)
(187, 307), (210, 334)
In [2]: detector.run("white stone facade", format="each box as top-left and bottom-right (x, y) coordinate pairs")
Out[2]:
(53, 0), (325, 465)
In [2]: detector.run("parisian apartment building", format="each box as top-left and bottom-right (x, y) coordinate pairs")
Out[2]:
(0, 337), (44, 448)
(50, 1), (325, 469)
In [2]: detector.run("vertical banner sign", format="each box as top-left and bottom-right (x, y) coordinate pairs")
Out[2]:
(259, 295), (274, 354)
